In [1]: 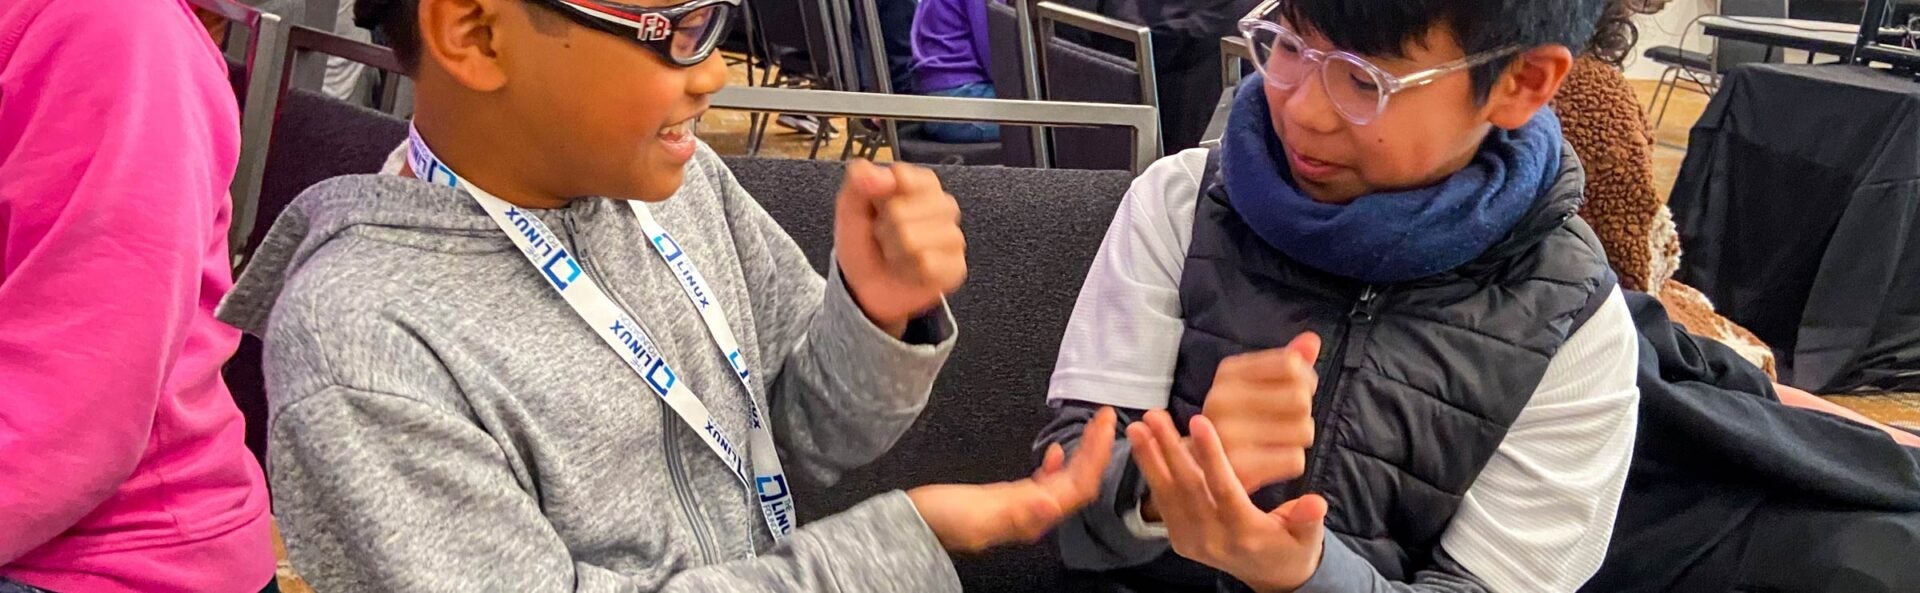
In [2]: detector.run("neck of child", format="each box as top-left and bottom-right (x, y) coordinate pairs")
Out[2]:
(413, 106), (575, 210)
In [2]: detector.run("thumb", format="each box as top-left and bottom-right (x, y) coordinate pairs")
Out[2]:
(1287, 332), (1323, 367)
(1274, 493), (1327, 543)
(1034, 443), (1067, 479)
(839, 160), (897, 206)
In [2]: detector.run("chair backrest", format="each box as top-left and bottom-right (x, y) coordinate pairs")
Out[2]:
(753, 0), (844, 87)
(987, 1), (1040, 167)
(1718, 0), (1791, 71)
(1198, 85), (1236, 149)
(1044, 39), (1148, 170)
(1221, 35), (1252, 89)
(255, 90), (408, 249)
(1036, 1), (1159, 170)
(724, 156), (1135, 593)
(189, 0), (290, 261)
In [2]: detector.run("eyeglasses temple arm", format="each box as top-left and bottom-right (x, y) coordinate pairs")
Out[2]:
(1390, 46), (1524, 92)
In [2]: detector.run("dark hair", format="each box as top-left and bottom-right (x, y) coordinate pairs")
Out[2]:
(355, 0), (567, 74)
(1586, 1), (1639, 65)
(1279, 0), (1609, 102)
(1589, 0), (1671, 65)
(356, 0), (423, 72)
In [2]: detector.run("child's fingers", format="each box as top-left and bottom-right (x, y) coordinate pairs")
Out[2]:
(1035, 443), (1066, 479)
(1286, 332), (1323, 366)
(1188, 415), (1264, 521)
(1126, 421), (1185, 513)
(841, 159), (898, 201)
(1145, 411), (1211, 508)
(1126, 422), (1168, 483)
(889, 163), (944, 198)
(1068, 407), (1119, 481)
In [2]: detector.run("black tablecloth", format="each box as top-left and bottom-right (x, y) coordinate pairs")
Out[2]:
(1671, 64), (1920, 393)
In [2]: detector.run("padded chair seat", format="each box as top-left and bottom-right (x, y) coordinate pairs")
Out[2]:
(1644, 45), (1713, 71)
(894, 124), (1005, 166)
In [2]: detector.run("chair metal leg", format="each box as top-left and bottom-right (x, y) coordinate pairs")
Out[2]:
(839, 127), (860, 161)
(1655, 67), (1716, 129)
(1646, 66), (1678, 119)
(807, 121), (831, 160)
(1643, 67), (1674, 124)
(1653, 86), (1675, 128)
(747, 114), (768, 156)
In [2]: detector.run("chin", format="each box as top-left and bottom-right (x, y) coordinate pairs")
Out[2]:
(1299, 180), (1365, 205)
(632, 169), (686, 202)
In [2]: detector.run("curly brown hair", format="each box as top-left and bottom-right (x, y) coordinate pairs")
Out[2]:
(1588, 0), (1670, 65)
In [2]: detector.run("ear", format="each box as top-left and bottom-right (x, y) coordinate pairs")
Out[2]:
(1484, 45), (1574, 130)
(417, 0), (509, 92)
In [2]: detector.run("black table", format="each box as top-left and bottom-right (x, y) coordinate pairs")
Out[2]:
(1701, 16), (1864, 59)
(1700, 16), (1912, 60)
(1672, 63), (1920, 393)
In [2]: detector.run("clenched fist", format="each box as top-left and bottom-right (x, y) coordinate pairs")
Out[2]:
(1143, 333), (1321, 521)
(834, 160), (967, 337)
(1202, 332), (1322, 492)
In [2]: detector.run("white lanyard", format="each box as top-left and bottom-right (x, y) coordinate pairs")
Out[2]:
(406, 125), (795, 541)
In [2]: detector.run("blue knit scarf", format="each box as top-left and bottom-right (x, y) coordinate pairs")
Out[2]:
(1219, 74), (1565, 284)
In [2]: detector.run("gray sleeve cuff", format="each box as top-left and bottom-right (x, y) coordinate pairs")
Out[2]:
(667, 490), (964, 593)
(814, 490), (963, 593)
(1057, 439), (1174, 570)
(1291, 531), (1381, 593)
(822, 261), (957, 363)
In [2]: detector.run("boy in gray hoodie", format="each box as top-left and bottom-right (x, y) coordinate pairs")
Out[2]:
(218, 0), (1117, 590)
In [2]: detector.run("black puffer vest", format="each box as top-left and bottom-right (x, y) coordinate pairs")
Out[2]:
(1172, 147), (1616, 585)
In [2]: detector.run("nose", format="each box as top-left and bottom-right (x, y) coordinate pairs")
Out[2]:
(1281, 69), (1344, 135)
(687, 51), (728, 97)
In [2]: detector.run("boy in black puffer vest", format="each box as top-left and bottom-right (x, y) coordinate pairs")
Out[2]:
(1037, 0), (1639, 590)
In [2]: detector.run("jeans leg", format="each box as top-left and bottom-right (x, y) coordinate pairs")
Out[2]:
(921, 83), (1002, 143)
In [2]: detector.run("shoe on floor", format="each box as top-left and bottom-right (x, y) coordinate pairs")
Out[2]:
(776, 114), (838, 138)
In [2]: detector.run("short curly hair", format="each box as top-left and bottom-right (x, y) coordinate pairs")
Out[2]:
(1587, 0), (1670, 65)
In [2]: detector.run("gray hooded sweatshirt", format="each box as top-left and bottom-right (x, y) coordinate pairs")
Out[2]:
(217, 145), (964, 592)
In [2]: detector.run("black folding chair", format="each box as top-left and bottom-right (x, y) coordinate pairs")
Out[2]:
(987, 0), (1045, 167)
(1036, 2), (1159, 170)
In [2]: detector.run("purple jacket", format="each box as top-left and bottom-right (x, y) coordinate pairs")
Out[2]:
(911, 0), (993, 93)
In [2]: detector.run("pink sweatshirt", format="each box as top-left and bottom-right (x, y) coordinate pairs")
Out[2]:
(0, 0), (273, 591)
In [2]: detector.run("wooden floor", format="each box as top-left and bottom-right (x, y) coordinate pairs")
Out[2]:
(700, 57), (896, 162)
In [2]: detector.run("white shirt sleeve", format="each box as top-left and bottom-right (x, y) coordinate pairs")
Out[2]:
(1439, 287), (1641, 593)
(1047, 149), (1210, 411)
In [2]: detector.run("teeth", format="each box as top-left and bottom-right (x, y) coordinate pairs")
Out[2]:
(660, 118), (698, 140)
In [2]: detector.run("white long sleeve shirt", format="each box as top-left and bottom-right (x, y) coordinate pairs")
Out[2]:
(1049, 149), (1642, 593)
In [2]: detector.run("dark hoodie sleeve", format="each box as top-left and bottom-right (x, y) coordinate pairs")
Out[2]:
(1039, 402), (1191, 571)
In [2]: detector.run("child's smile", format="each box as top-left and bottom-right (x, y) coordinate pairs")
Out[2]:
(656, 112), (703, 164)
